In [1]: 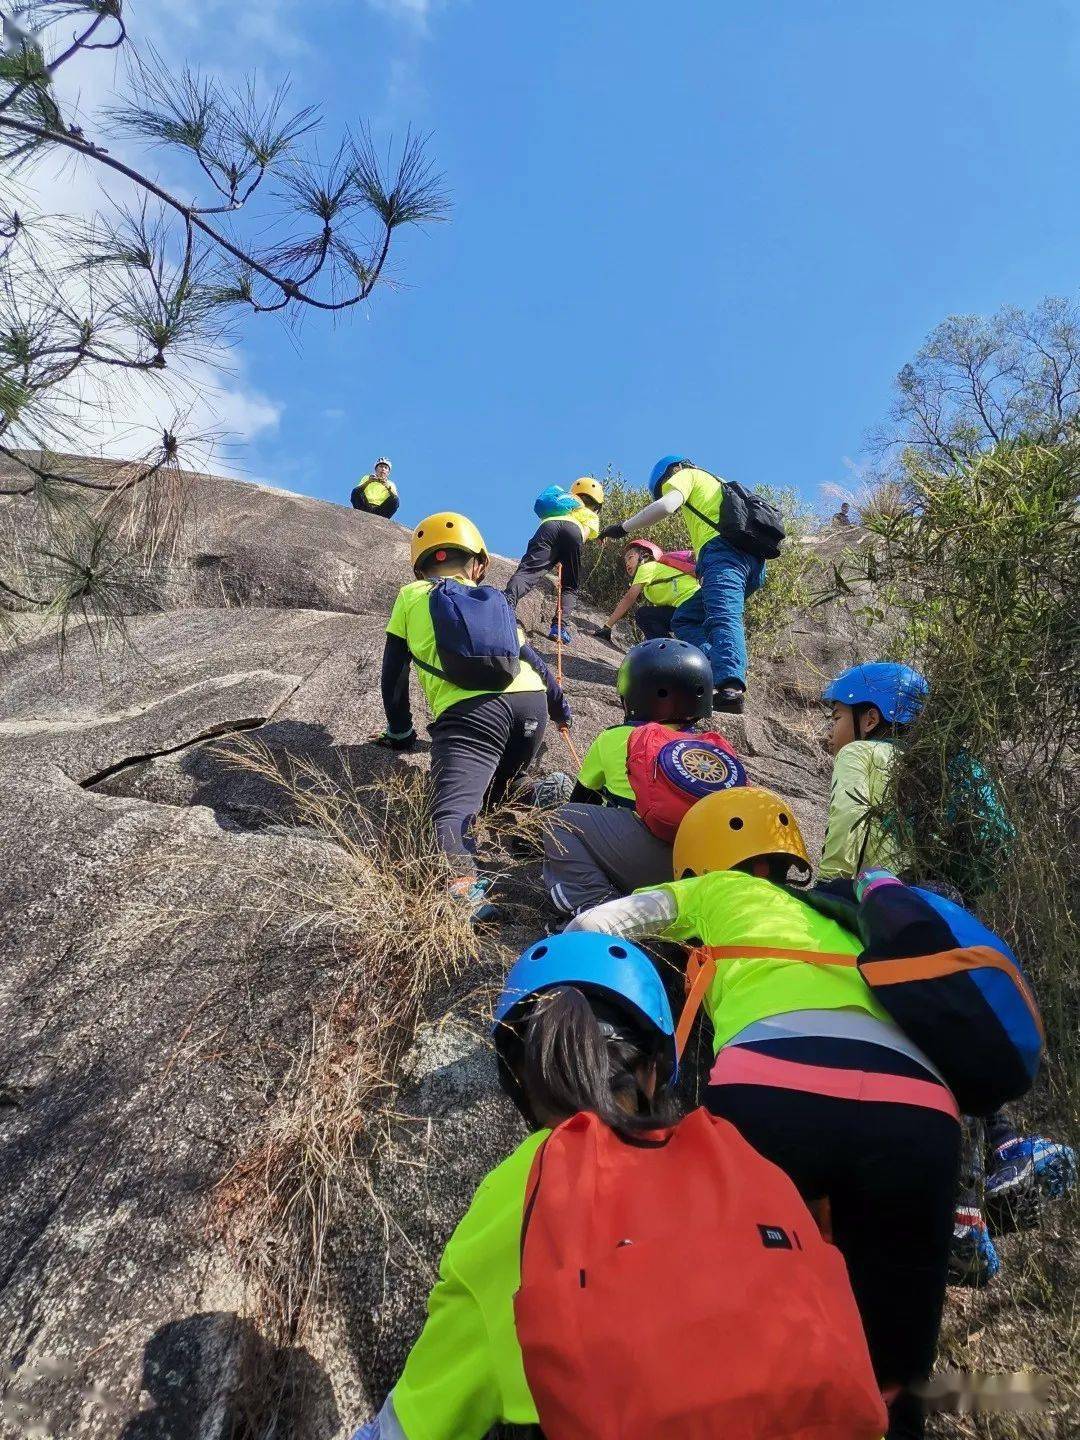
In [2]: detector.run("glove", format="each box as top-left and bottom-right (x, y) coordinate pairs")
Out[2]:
(550, 696), (572, 729)
(372, 728), (417, 752)
(597, 522), (627, 542)
(597, 625), (614, 644)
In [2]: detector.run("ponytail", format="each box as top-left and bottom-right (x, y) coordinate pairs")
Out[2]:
(519, 988), (677, 1141)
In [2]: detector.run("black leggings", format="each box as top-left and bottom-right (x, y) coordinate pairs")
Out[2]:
(504, 521), (583, 618)
(428, 690), (548, 870)
(705, 1082), (959, 1440)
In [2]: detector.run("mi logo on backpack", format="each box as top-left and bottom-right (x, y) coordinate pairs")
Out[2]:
(758, 1224), (795, 1250)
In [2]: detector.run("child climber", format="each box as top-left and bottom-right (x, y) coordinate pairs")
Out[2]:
(375, 511), (571, 919)
(351, 932), (885, 1440)
(351, 456), (399, 518)
(568, 786), (961, 1440)
(597, 538), (701, 644)
(820, 661), (1076, 1286)
(504, 477), (605, 643)
(599, 457), (777, 713)
(544, 637), (743, 915)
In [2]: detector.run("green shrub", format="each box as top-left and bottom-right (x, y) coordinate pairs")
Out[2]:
(835, 440), (1080, 1112)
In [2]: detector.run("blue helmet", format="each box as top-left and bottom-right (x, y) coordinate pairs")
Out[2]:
(822, 662), (929, 726)
(649, 455), (689, 497)
(493, 932), (677, 1083)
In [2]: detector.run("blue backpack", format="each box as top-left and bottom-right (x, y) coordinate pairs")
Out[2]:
(534, 485), (583, 521)
(799, 874), (1043, 1116)
(411, 579), (522, 691)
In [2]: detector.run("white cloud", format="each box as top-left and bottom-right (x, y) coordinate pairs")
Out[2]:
(366, 0), (433, 32)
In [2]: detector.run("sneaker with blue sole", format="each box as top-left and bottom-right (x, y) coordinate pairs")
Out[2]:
(985, 1136), (1078, 1233)
(448, 873), (499, 924)
(948, 1205), (1001, 1287)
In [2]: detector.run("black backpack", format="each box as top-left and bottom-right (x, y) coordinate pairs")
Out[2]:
(684, 477), (786, 560)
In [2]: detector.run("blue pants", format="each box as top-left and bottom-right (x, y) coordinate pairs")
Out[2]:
(671, 537), (766, 688)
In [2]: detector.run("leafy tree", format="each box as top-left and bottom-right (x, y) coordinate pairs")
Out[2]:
(879, 297), (1080, 464)
(0, 0), (446, 643)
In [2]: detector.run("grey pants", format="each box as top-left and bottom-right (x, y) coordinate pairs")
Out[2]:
(429, 690), (548, 872)
(543, 803), (673, 915)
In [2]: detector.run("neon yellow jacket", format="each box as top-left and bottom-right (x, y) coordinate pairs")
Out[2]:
(653, 870), (889, 1049)
(389, 1131), (547, 1438)
(819, 740), (910, 880)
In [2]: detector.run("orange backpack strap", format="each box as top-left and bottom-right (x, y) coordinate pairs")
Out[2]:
(675, 946), (718, 1059)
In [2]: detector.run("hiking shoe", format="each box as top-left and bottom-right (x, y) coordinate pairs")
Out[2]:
(547, 623), (572, 644)
(530, 771), (576, 809)
(448, 874), (499, 924)
(948, 1205), (1000, 1287)
(985, 1136), (1078, 1233)
(713, 684), (745, 715)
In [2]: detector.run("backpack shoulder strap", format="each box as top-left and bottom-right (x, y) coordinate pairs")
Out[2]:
(407, 578), (449, 681)
(682, 498), (724, 533)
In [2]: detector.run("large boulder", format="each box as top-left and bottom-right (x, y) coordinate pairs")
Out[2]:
(0, 463), (858, 1437)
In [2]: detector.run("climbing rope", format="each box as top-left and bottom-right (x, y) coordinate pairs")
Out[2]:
(554, 561), (564, 687)
(558, 724), (581, 768)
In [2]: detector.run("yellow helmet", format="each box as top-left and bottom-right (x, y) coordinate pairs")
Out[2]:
(570, 476), (604, 508)
(410, 512), (489, 577)
(672, 787), (811, 880)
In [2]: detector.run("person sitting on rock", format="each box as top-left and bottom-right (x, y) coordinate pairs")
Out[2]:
(567, 787), (962, 1440)
(597, 538), (701, 644)
(351, 456), (400, 518)
(820, 661), (1077, 1288)
(544, 637), (742, 917)
(373, 511), (571, 920)
(504, 477), (605, 645)
(349, 932), (883, 1440)
(598, 457), (768, 715)
(832, 501), (854, 527)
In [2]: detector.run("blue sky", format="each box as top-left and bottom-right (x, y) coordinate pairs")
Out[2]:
(50, 1), (1080, 556)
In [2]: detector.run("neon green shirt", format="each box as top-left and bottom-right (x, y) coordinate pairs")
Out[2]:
(359, 473), (399, 506)
(660, 467), (724, 558)
(633, 559), (700, 609)
(392, 1130), (547, 1439)
(577, 722), (681, 804)
(571, 507), (600, 541)
(819, 740), (909, 880)
(653, 870), (888, 1050)
(386, 579), (545, 721)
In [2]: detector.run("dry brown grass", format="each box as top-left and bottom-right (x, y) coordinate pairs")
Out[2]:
(201, 739), (486, 1424)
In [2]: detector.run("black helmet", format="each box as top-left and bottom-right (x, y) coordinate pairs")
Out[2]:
(617, 639), (714, 723)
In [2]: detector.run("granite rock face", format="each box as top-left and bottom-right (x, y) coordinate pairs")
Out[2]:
(0, 466), (868, 1437)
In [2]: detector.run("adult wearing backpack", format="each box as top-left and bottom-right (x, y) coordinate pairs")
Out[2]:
(350, 932), (886, 1440)
(597, 538), (701, 644)
(505, 478), (605, 644)
(351, 456), (400, 518)
(375, 511), (571, 919)
(543, 638), (746, 916)
(567, 787), (961, 1440)
(821, 662), (1076, 1287)
(599, 457), (783, 713)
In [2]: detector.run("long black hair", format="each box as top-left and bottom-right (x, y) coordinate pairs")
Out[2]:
(514, 987), (678, 1140)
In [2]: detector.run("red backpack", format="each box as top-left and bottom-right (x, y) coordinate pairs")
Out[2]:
(626, 723), (747, 841)
(515, 1109), (887, 1440)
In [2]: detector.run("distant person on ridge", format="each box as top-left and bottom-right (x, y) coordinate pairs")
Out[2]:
(505, 477), (605, 644)
(351, 456), (399, 518)
(832, 501), (854, 528)
(599, 457), (785, 714)
(373, 511), (570, 921)
(597, 538), (701, 644)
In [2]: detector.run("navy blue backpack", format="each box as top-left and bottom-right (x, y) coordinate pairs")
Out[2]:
(800, 873), (1044, 1116)
(412, 579), (522, 690)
